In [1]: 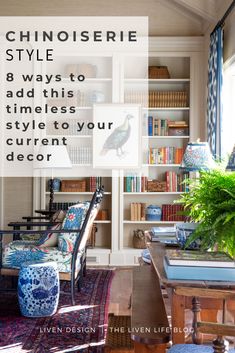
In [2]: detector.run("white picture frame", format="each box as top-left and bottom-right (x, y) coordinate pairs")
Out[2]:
(93, 104), (141, 169)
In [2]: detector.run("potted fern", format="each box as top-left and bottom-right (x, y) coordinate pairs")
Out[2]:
(178, 168), (235, 259)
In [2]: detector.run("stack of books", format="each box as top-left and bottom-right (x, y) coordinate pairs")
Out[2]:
(164, 250), (235, 281)
(148, 147), (183, 164)
(151, 226), (177, 244)
(130, 203), (146, 221)
(148, 117), (168, 136)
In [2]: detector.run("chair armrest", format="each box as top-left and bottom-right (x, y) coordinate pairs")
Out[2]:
(8, 221), (60, 229)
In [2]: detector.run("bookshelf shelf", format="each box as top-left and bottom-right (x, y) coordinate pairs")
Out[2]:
(125, 78), (190, 83)
(123, 192), (182, 195)
(143, 164), (181, 167)
(45, 192), (111, 195)
(143, 136), (190, 139)
(123, 220), (181, 224)
(60, 78), (112, 83)
(143, 107), (190, 111)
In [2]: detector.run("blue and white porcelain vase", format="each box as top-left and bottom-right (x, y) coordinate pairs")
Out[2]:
(146, 205), (162, 221)
(18, 261), (59, 317)
(176, 222), (200, 249)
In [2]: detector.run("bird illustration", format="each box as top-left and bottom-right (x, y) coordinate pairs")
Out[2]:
(100, 114), (133, 157)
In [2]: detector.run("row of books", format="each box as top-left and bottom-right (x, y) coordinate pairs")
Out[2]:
(147, 117), (189, 136)
(161, 204), (185, 221)
(51, 202), (77, 210)
(130, 203), (146, 221)
(124, 172), (189, 193)
(165, 171), (189, 192)
(89, 177), (103, 192)
(124, 90), (188, 107)
(148, 147), (183, 164)
(124, 176), (148, 192)
(164, 249), (235, 281)
(148, 117), (168, 136)
(47, 119), (92, 136)
(68, 146), (92, 164)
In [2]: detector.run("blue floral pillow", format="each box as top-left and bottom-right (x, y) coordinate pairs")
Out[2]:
(58, 202), (90, 252)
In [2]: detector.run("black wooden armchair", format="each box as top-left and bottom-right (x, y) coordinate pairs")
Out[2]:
(0, 188), (104, 305)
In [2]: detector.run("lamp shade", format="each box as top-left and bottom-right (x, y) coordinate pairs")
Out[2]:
(180, 142), (214, 171)
(226, 145), (235, 171)
(34, 145), (72, 169)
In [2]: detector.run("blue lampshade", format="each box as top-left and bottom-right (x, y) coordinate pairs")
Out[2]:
(226, 145), (235, 171)
(180, 142), (214, 172)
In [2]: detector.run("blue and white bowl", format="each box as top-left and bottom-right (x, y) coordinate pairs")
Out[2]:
(176, 222), (200, 249)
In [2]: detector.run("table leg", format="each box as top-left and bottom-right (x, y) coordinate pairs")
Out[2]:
(171, 290), (185, 344)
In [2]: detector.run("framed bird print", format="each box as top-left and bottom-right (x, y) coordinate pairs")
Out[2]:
(93, 104), (142, 169)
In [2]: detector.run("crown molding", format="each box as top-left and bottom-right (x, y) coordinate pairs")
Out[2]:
(149, 36), (204, 52)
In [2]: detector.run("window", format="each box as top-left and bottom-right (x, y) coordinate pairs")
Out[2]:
(222, 57), (235, 158)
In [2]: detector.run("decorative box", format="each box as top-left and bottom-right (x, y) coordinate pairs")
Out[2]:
(95, 209), (109, 220)
(61, 180), (86, 192)
(147, 180), (166, 192)
(168, 126), (189, 136)
(148, 66), (170, 79)
(146, 205), (162, 221)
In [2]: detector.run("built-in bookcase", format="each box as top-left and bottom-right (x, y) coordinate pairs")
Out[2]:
(34, 37), (205, 266)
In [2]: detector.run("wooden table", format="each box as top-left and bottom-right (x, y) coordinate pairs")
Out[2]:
(147, 242), (235, 344)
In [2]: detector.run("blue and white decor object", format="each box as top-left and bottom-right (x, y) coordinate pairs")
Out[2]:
(49, 178), (61, 192)
(180, 142), (214, 171)
(18, 261), (59, 317)
(146, 205), (162, 221)
(226, 145), (235, 170)
(207, 27), (223, 158)
(141, 249), (151, 264)
(176, 222), (199, 249)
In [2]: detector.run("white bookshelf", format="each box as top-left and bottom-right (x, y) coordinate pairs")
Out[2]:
(33, 37), (204, 266)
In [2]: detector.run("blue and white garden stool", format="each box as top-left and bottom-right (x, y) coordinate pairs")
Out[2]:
(18, 261), (60, 317)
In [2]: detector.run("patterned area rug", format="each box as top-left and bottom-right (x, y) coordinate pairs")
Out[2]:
(0, 269), (114, 353)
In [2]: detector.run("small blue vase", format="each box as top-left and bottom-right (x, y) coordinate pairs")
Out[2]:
(146, 205), (162, 221)
(48, 178), (61, 192)
(18, 261), (59, 317)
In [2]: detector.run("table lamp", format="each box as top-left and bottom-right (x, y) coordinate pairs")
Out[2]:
(34, 145), (72, 212)
(180, 142), (215, 172)
(226, 145), (235, 171)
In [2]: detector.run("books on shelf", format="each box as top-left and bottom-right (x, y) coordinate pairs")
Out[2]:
(130, 203), (146, 221)
(124, 175), (148, 192)
(165, 250), (235, 268)
(147, 117), (188, 136)
(68, 146), (92, 164)
(124, 173), (189, 193)
(148, 147), (183, 164)
(89, 177), (102, 192)
(124, 90), (188, 107)
(163, 257), (235, 281)
(165, 171), (189, 192)
(161, 204), (185, 221)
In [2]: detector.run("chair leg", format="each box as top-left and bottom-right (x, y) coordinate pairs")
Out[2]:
(71, 272), (76, 306)
(83, 259), (87, 277)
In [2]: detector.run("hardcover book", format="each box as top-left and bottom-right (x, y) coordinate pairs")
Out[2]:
(165, 249), (235, 268)
(164, 257), (235, 281)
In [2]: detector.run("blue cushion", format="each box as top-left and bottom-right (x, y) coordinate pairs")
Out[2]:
(58, 202), (90, 252)
(168, 344), (235, 353)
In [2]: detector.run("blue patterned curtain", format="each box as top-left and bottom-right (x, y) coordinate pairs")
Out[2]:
(207, 27), (223, 158)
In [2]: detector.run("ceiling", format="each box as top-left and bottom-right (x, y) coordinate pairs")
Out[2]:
(0, 0), (233, 36)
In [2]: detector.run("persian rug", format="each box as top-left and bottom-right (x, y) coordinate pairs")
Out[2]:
(0, 269), (114, 353)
